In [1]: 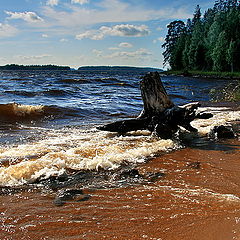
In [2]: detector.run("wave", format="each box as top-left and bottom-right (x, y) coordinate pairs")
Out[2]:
(60, 78), (91, 84)
(0, 102), (112, 122)
(0, 106), (239, 187)
(0, 129), (178, 186)
(43, 89), (72, 96)
(0, 103), (71, 121)
(59, 77), (119, 84)
(4, 89), (72, 97)
(4, 90), (37, 97)
(0, 103), (45, 120)
(192, 107), (240, 135)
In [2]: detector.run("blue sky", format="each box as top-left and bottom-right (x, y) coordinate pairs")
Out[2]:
(0, 0), (213, 69)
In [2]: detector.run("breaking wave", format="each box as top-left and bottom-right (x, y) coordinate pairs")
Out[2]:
(0, 103), (45, 120)
(0, 129), (178, 186)
(0, 103), (76, 121)
(0, 106), (239, 187)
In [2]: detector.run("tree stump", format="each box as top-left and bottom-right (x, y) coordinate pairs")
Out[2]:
(97, 72), (213, 139)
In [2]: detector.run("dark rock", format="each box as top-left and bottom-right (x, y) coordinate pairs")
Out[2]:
(54, 189), (84, 206)
(118, 169), (143, 179)
(211, 125), (235, 139)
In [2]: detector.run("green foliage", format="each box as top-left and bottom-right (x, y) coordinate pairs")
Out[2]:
(212, 31), (228, 71)
(162, 20), (186, 67)
(162, 0), (240, 72)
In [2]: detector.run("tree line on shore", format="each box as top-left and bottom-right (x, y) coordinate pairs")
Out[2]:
(0, 64), (71, 70)
(162, 0), (240, 72)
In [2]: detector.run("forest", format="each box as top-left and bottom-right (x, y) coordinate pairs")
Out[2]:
(0, 64), (71, 71)
(162, 0), (240, 72)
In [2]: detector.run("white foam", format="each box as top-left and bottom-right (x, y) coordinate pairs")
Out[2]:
(0, 107), (239, 187)
(0, 129), (178, 186)
(192, 107), (240, 135)
(12, 103), (44, 116)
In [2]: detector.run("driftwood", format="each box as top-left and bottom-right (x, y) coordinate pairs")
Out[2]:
(97, 72), (213, 139)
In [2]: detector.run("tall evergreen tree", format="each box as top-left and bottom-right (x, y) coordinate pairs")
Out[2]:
(188, 21), (205, 70)
(212, 31), (228, 71)
(162, 20), (186, 67)
(192, 5), (202, 26)
(161, 0), (240, 72)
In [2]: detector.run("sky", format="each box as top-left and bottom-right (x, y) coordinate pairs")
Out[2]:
(0, 0), (213, 69)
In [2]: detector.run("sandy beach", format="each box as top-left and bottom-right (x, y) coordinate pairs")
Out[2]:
(1, 137), (240, 240)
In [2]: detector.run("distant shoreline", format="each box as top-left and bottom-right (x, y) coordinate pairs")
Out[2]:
(0, 64), (163, 72)
(77, 66), (163, 72)
(0, 64), (71, 71)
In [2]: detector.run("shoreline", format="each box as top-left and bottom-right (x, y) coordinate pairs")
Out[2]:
(160, 71), (240, 102)
(160, 70), (240, 80)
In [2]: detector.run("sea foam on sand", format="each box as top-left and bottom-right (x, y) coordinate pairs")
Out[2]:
(0, 107), (239, 186)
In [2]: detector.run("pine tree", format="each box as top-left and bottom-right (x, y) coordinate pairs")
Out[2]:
(192, 5), (202, 26)
(161, 0), (240, 72)
(171, 35), (187, 70)
(162, 20), (186, 67)
(212, 31), (228, 71)
(188, 22), (205, 70)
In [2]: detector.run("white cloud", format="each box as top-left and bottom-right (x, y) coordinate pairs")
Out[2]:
(76, 30), (96, 40)
(71, 0), (89, 4)
(76, 24), (150, 40)
(0, 23), (18, 38)
(42, 34), (49, 38)
(46, 0), (59, 6)
(119, 42), (133, 48)
(5, 11), (44, 23)
(42, 0), (192, 29)
(105, 48), (152, 59)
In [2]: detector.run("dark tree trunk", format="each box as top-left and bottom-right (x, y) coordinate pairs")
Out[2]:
(138, 72), (174, 118)
(97, 72), (212, 139)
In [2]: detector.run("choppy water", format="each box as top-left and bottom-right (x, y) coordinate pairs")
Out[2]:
(0, 70), (239, 187)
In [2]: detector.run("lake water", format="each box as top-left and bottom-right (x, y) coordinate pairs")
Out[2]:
(0, 70), (239, 239)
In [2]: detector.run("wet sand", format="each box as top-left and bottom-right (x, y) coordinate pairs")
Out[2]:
(1, 139), (240, 240)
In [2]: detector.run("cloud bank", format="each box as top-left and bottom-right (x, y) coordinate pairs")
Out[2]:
(76, 24), (150, 40)
(41, 0), (192, 29)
